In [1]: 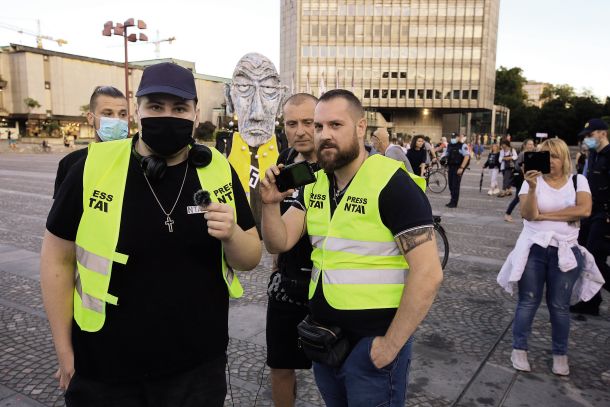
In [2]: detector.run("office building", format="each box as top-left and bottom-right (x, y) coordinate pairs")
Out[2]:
(280, 0), (506, 139)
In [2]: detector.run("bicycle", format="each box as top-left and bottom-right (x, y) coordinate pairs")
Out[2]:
(424, 163), (447, 194)
(433, 214), (449, 270)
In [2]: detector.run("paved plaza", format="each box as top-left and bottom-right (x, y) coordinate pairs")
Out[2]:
(0, 148), (609, 406)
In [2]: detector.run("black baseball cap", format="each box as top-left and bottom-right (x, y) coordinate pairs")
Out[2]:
(578, 118), (608, 137)
(136, 62), (197, 101)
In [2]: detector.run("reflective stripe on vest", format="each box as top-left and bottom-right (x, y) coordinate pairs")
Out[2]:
(309, 235), (401, 257)
(74, 139), (241, 332)
(312, 266), (407, 284)
(305, 155), (426, 310)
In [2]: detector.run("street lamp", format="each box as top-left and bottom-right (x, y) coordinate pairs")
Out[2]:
(102, 19), (148, 121)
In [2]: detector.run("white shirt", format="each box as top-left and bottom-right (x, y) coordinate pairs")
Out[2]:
(519, 175), (590, 241)
(498, 148), (517, 171)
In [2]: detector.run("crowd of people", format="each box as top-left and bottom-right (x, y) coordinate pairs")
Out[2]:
(37, 61), (606, 407)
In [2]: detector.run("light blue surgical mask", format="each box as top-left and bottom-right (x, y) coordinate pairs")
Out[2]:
(95, 117), (129, 141)
(450, 138), (457, 144)
(583, 137), (599, 150)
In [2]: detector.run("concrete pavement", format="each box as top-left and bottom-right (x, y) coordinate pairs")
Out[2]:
(0, 150), (609, 406)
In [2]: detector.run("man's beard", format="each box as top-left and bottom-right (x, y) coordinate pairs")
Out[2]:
(316, 130), (360, 173)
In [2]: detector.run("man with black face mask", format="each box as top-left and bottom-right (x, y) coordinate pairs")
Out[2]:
(40, 62), (261, 407)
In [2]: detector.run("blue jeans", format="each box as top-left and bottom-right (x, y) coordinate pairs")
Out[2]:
(513, 244), (583, 355)
(313, 336), (413, 407)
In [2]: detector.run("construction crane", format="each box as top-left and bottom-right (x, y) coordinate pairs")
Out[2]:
(151, 31), (176, 59)
(0, 20), (67, 49)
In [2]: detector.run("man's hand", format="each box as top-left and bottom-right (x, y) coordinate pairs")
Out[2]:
(370, 336), (400, 369)
(260, 165), (295, 204)
(457, 167), (464, 176)
(204, 202), (236, 241)
(54, 350), (74, 391)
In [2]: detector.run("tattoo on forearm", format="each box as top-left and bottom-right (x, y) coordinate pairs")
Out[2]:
(396, 227), (434, 255)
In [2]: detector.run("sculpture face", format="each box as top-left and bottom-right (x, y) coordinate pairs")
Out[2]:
(226, 53), (283, 147)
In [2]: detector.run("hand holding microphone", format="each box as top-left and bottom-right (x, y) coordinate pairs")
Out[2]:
(194, 189), (235, 241)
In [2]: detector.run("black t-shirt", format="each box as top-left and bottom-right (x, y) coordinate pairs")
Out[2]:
(268, 149), (319, 305)
(292, 168), (433, 344)
(406, 148), (427, 172)
(53, 148), (88, 198)
(47, 154), (255, 382)
(588, 144), (610, 211)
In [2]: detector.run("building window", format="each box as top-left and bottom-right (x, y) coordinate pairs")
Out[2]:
(417, 90), (424, 99)
(311, 24), (318, 37)
(399, 90), (406, 99)
(426, 89), (433, 99)
(391, 47), (399, 59)
(364, 89), (371, 98)
(390, 90), (397, 98)
(391, 72), (398, 79)
(400, 72), (407, 79)
(382, 47), (390, 58)
(338, 24), (345, 37)
(462, 90), (470, 99)
(471, 90), (479, 99)
(453, 90), (460, 99)
(382, 72), (389, 78)
(408, 89), (415, 99)
(310, 46), (318, 58)
(44, 81), (51, 90)
(374, 24), (382, 38)
(372, 89), (380, 98)
(301, 46), (309, 58)
(320, 24), (327, 37)
(382, 89), (389, 98)
(364, 46), (372, 58)
(347, 23), (355, 36)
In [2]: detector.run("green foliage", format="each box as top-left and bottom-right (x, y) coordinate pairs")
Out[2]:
(494, 66), (528, 110)
(495, 67), (608, 144)
(540, 84), (576, 103)
(23, 97), (41, 110)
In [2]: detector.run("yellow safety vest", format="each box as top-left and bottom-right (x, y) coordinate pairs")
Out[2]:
(227, 132), (279, 200)
(74, 139), (243, 332)
(304, 154), (426, 310)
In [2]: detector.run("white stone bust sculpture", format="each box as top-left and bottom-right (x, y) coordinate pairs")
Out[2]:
(224, 53), (285, 147)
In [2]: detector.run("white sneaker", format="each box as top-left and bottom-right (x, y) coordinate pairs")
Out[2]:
(511, 349), (531, 372)
(487, 189), (494, 196)
(493, 188), (500, 195)
(552, 355), (569, 376)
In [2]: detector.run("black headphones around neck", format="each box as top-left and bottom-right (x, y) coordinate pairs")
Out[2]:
(131, 136), (213, 182)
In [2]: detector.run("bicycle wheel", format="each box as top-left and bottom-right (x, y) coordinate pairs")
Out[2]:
(427, 170), (447, 193)
(434, 223), (449, 270)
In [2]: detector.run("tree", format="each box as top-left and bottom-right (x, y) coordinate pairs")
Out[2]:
(494, 66), (528, 110)
(23, 97), (41, 111)
(540, 84), (576, 104)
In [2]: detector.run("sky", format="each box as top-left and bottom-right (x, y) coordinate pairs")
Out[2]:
(2, 0), (609, 99)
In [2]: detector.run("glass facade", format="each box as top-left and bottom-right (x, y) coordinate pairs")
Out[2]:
(280, 0), (500, 111)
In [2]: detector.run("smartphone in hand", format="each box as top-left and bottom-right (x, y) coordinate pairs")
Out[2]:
(523, 151), (551, 174)
(275, 161), (317, 192)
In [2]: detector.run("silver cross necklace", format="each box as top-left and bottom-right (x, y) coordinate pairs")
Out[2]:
(142, 161), (189, 232)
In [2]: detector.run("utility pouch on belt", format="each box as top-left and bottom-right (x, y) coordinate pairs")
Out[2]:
(297, 315), (349, 367)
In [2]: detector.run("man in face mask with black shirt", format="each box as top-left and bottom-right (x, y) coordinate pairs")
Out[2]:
(40, 62), (261, 407)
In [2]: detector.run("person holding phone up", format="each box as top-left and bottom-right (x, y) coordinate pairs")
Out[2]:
(497, 138), (604, 376)
(261, 90), (442, 406)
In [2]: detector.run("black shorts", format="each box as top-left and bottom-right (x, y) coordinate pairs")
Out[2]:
(266, 299), (312, 369)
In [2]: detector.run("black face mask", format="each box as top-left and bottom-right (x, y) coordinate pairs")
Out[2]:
(140, 116), (194, 157)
